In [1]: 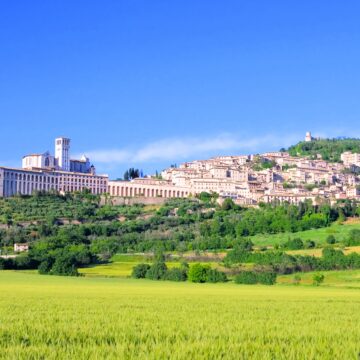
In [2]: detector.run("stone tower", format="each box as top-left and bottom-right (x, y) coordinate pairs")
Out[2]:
(55, 137), (71, 171)
(305, 131), (312, 142)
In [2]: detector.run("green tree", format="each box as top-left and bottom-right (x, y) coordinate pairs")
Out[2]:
(50, 251), (79, 276)
(234, 271), (257, 284)
(188, 263), (210, 283)
(221, 198), (236, 211)
(163, 267), (188, 282)
(145, 251), (167, 281)
(123, 168), (140, 181)
(132, 263), (151, 279)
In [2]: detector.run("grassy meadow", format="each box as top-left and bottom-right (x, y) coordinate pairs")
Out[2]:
(1, 271), (360, 359)
(278, 269), (360, 288)
(79, 254), (221, 278)
(248, 219), (360, 246)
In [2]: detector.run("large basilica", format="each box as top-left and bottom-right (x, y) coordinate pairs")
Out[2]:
(22, 137), (95, 174)
(0, 137), (108, 197)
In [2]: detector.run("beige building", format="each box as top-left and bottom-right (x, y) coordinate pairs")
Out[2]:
(346, 187), (360, 199)
(0, 136), (108, 198)
(262, 191), (317, 205)
(22, 151), (55, 170)
(14, 243), (29, 252)
(3, 133), (359, 205)
(108, 178), (191, 198)
(0, 167), (108, 197)
(341, 152), (360, 167)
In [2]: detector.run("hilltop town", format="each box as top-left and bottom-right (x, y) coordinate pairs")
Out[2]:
(1, 133), (360, 205)
(108, 132), (360, 205)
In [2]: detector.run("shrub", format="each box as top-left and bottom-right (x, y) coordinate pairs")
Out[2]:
(305, 240), (316, 249)
(0, 258), (16, 270)
(206, 269), (227, 283)
(51, 253), (79, 276)
(163, 268), (188, 282)
(257, 271), (277, 285)
(188, 263), (210, 283)
(12, 255), (36, 270)
(344, 229), (360, 246)
(235, 271), (276, 285)
(38, 259), (53, 274)
(326, 235), (336, 245)
(313, 273), (325, 286)
(284, 238), (304, 250)
(234, 271), (257, 284)
(132, 263), (151, 279)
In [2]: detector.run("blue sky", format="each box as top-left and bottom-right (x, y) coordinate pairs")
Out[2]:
(1, 1), (360, 178)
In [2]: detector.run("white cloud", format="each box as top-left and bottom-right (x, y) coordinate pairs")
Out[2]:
(79, 132), (300, 165)
(81, 149), (130, 163)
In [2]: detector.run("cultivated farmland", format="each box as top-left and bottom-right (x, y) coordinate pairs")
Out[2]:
(0, 271), (360, 359)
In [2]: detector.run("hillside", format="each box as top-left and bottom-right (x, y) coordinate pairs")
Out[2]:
(1, 192), (358, 251)
(0, 192), (359, 277)
(286, 138), (360, 162)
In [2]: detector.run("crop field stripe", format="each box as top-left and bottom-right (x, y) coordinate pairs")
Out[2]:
(1, 271), (360, 359)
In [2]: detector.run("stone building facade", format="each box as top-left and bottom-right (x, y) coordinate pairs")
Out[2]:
(0, 137), (108, 198)
(0, 167), (108, 197)
(341, 152), (360, 167)
(108, 178), (190, 198)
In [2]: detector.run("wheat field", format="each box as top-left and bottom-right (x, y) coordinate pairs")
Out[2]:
(0, 271), (360, 359)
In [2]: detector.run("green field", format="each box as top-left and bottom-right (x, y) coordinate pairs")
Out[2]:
(79, 260), (188, 277)
(79, 254), (221, 278)
(248, 220), (360, 246)
(278, 269), (360, 288)
(286, 245), (360, 257)
(1, 271), (360, 359)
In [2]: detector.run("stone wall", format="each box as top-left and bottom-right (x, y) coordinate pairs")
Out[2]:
(101, 196), (169, 206)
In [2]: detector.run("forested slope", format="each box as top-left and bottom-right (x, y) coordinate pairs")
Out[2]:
(286, 138), (360, 162)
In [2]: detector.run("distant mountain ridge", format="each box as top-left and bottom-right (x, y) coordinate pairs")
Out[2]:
(285, 137), (360, 162)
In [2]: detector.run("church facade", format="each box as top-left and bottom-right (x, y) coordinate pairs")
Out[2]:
(0, 137), (108, 197)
